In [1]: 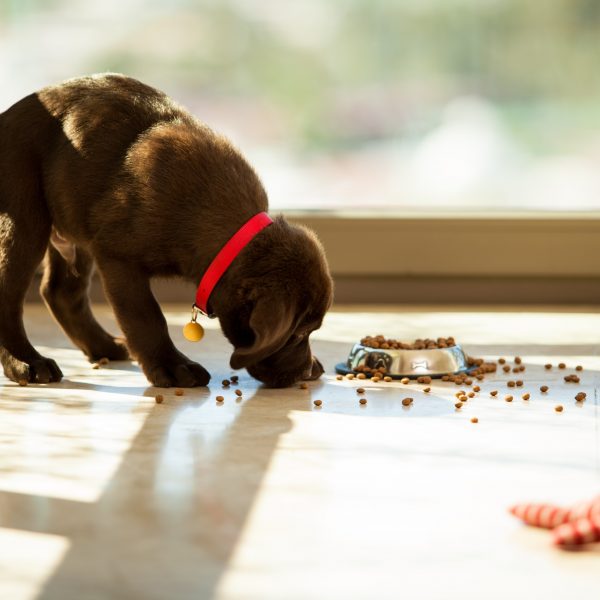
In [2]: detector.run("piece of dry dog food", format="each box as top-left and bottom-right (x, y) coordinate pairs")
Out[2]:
(313, 399), (322, 407)
(18, 379), (28, 387)
(402, 398), (413, 406)
(423, 387), (431, 393)
(383, 376), (392, 382)
(356, 387), (365, 394)
(357, 373), (367, 380)
(299, 383), (308, 389)
(575, 392), (587, 402)
(230, 375), (239, 383)
(498, 358), (506, 364)
(522, 393), (530, 401)
(490, 390), (498, 397)
(473, 385), (481, 392)
(555, 405), (564, 412)
(505, 395), (513, 402)
(558, 363), (566, 369)
(234, 389), (243, 397)
(401, 377), (410, 384)
(455, 401), (463, 409)
(575, 365), (583, 371)
(175, 388), (184, 396)
(336, 375), (343, 380)
(564, 374), (580, 383)
(540, 385), (549, 393)
(516, 380), (524, 387)
(470, 417), (479, 423)
(507, 381), (516, 388)
(467, 392), (475, 398)
(216, 395), (224, 402)
(514, 357), (522, 364)
(544, 363), (552, 370)
(155, 394), (164, 404)
(222, 379), (230, 387)
(359, 398), (367, 405)
(502, 365), (511, 373)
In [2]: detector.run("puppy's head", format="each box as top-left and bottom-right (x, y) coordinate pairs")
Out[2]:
(217, 217), (333, 388)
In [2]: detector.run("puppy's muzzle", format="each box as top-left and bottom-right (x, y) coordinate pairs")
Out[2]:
(302, 356), (324, 381)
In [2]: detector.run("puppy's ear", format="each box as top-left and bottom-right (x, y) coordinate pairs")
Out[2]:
(230, 295), (296, 370)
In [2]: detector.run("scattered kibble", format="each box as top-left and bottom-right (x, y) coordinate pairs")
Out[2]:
(230, 375), (239, 383)
(372, 376), (381, 382)
(336, 375), (343, 380)
(470, 417), (479, 423)
(575, 365), (583, 371)
(359, 398), (367, 405)
(514, 357), (522, 364)
(473, 386), (480, 392)
(175, 388), (184, 396)
(222, 379), (230, 387)
(558, 363), (566, 369)
(216, 395), (224, 402)
(299, 383), (308, 389)
(234, 389), (243, 397)
(383, 376), (392, 382)
(540, 385), (549, 393)
(575, 392), (587, 402)
(498, 358), (506, 364)
(155, 394), (164, 404)
(490, 390), (498, 397)
(503, 365), (511, 373)
(18, 379), (28, 387)
(516, 380), (523, 387)
(455, 402), (464, 409)
(544, 364), (552, 370)
(468, 392), (475, 398)
(357, 373), (367, 380)
(346, 373), (355, 380)
(313, 399), (322, 407)
(423, 387), (431, 393)
(402, 397), (413, 406)
(505, 395), (513, 402)
(356, 387), (365, 394)
(522, 393), (530, 400)
(555, 405), (564, 412)
(401, 377), (410, 384)
(507, 381), (516, 388)
(564, 374), (580, 383)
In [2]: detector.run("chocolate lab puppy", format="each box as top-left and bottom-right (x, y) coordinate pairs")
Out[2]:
(0, 74), (333, 388)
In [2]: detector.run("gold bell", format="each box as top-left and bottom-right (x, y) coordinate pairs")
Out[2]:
(183, 307), (205, 342)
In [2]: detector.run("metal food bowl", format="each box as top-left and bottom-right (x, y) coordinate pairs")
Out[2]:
(335, 342), (473, 379)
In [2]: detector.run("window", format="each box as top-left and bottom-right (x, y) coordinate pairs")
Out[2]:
(3, 0), (599, 213)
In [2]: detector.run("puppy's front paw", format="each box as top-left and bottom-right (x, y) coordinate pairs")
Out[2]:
(2, 355), (63, 384)
(145, 359), (210, 388)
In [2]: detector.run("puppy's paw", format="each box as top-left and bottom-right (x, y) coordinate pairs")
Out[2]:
(2, 355), (63, 384)
(86, 336), (130, 362)
(146, 360), (211, 388)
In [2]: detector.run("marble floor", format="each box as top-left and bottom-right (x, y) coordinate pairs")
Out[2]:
(0, 304), (599, 600)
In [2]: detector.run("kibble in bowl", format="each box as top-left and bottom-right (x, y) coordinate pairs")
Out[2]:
(336, 335), (495, 380)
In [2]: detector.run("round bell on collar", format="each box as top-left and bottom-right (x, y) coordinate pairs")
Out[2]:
(183, 305), (205, 342)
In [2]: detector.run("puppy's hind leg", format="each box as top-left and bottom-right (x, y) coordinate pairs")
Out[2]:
(0, 214), (63, 384)
(40, 243), (130, 362)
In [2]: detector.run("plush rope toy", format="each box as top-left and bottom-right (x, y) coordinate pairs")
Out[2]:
(509, 496), (600, 547)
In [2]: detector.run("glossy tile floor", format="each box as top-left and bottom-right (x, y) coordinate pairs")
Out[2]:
(1, 305), (599, 600)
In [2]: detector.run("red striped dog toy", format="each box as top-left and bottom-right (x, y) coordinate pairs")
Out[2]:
(509, 496), (600, 547)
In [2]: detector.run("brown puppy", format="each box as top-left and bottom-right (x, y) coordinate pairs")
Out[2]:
(0, 74), (333, 388)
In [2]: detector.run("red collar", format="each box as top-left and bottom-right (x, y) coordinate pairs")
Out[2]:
(194, 212), (273, 316)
